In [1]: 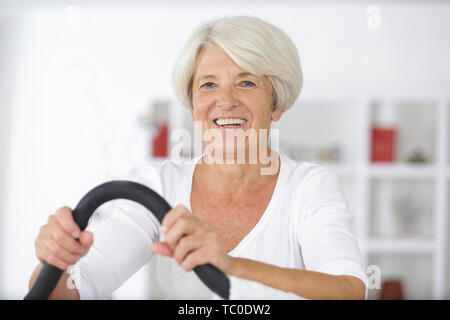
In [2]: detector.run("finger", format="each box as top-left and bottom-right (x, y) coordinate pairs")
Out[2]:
(39, 235), (81, 269)
(47, 215), (84, 255)
(37, 241), (71, 270)
(165, 216), (197, 249)
(78, 231), (94, 252)
(172, 234), (203, 265)
(161, 205), (190, 230)
(180, 247), (209, 272)
(54, 207), (81, 238)
(35, 230), (47, 264)
(152, 242), (173, 257)
(40, 230), (82, 265)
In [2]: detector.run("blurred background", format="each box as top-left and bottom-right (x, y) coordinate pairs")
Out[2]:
(1, 0), (449, 300)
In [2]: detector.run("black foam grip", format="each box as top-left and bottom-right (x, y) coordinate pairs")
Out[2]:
(24, 180), (230, 300)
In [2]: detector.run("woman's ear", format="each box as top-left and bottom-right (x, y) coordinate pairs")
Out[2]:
(271, 108), (283, 121)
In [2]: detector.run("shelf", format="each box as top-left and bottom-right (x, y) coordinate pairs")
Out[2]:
(367, 253), (433, 300)
(144, 159), (442, 179)
(366, 239), (436, 254)
(368, 163), (437, 179)
(275, 99), (359, 164)
(369, 178), (434, 239)
(313, 162), (438, 179)
(370, 99), (437, 164)
(447, 167), (450, 178)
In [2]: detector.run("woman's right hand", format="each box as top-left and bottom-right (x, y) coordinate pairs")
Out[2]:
(35, 206), (94, 270)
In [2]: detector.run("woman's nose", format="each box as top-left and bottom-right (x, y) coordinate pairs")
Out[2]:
(216, 86), (238, 110)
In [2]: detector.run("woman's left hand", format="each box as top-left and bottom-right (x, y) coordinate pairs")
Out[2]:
(152, 205), (233, 274)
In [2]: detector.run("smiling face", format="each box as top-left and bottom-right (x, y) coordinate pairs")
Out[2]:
(191, 44), (283, 161)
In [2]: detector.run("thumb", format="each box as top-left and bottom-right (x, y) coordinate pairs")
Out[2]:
(152, 242), (173, 257)
(79, 230), (94, 249)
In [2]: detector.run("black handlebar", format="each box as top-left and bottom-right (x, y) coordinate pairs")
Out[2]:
(24, 180), (230, 300)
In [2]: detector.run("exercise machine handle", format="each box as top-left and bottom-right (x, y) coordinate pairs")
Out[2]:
(24, 180), (230, 300)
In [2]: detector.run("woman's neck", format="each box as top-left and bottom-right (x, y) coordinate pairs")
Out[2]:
(195, 149), (280, 198)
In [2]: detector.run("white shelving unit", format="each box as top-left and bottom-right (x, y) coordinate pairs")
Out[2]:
(290, 93), (448, 299)
(162, 92), (448, 299)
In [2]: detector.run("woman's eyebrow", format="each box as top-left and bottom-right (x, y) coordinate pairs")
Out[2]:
(237, 72), (252, 78)
(196, 72), (255, 83)
(197, 74), (216, 83)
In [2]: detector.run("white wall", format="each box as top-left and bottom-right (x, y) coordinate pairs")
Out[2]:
(0, 12), (19, 298)
(0, 0), (449, 299)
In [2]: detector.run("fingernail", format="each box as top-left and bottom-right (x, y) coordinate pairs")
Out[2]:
(161, 226), (167, 234)
(72, 231), (80, 238)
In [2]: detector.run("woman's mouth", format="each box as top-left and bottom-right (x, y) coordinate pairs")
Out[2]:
(213, 117), (247, 128)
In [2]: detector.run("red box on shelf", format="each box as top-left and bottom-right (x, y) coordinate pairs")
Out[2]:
(152, 123), (168, 157)
(371, 127), (396, 162)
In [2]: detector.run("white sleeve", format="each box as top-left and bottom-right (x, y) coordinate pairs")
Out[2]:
(296, 167), (368, 296)
(69, 167), (162, 299)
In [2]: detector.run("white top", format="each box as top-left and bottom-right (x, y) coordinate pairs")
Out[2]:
(70, 153), (368, 300)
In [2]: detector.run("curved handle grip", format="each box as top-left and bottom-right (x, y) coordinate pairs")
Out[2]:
(24, 180), (230, 300)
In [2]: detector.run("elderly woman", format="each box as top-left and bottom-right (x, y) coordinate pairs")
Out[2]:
(29, 16), (367, 299)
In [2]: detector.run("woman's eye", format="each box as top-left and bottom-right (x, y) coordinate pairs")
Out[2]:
(239, 80), (255, 87)
(200, 82), (216, 89)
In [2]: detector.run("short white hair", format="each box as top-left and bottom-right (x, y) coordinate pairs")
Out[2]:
(171, 15), (303, 111)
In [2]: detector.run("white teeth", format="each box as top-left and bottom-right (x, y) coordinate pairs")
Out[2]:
(215, 118), (247, 126)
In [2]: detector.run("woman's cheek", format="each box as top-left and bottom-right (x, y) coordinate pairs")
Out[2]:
(193, 90), (214, 106)
(193, 96), (215, 128)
